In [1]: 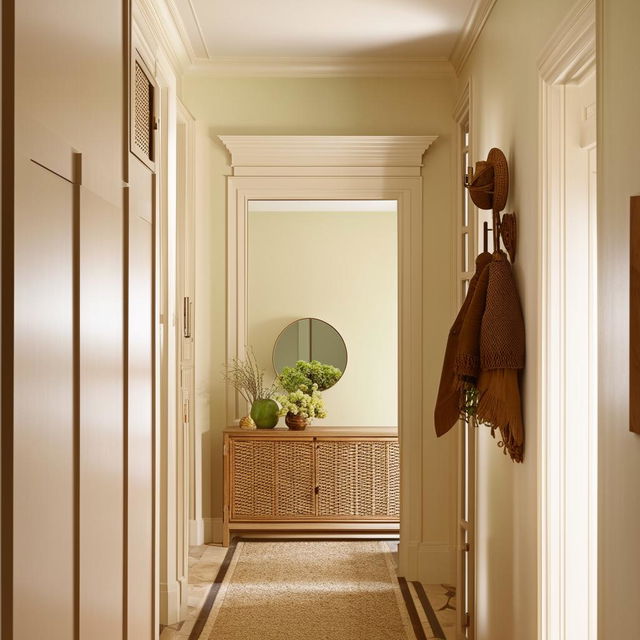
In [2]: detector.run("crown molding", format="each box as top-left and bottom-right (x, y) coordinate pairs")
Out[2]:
(538, 0), (595, 84)
(218, 135), (438, 177)
(134, 0), (193, 72)
(186, 56), (454, 78)
(450, 0), (497, 74)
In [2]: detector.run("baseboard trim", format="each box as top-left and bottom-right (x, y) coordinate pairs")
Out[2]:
(400, 541), (456, 584)
(189, 518), (204, 546)
(159, 579), (188, 626)
(203, 517), (223, 544)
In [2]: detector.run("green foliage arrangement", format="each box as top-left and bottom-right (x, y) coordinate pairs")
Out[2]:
(278, 360), (342, 393)
(276, 384), (327, 420)
(222, 348), (277, 404)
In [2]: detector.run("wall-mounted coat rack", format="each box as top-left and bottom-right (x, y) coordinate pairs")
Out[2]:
(465, 147), (517, 263)
(433, 146), (526, 463)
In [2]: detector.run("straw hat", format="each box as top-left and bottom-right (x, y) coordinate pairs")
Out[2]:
(467, 147), (509, 211)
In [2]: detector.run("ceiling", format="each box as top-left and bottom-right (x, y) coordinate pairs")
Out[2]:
(161, 0), (488, 75)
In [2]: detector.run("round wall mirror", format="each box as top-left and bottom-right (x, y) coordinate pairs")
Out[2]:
(273, 318), (348, 386)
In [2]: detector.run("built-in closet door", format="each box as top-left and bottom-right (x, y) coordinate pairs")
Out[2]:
(7, 1), (156, 638)
(13, 149), (75, 640)
(126, 46), (157, 639)
(127, 156), (155, 640)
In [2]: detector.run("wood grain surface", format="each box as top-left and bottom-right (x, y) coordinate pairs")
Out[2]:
(631, 196), (640, 433)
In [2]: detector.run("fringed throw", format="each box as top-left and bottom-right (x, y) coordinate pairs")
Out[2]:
(435, 250), (526, 463)
(434, 252), (492, 437)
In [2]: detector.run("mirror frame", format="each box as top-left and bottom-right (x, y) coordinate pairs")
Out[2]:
(272, 317), (348, 378)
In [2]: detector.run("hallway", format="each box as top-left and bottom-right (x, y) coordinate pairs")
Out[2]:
(3, 0), (640, 639)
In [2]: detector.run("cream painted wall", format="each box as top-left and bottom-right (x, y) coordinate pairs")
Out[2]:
(456, 0), (577, 638)
(598, 0), (640, 636)
(247, 209), (398, 427)
(183, 75), (458, 580)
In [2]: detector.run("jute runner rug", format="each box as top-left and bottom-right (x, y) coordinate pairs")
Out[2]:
(189, 540), (417, 640)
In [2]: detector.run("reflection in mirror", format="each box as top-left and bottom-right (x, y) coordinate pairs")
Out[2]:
(273, 318), (348, 382)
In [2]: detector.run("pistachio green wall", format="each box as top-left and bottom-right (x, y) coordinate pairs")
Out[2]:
(248, 209), (398, 427)
(183, 75), (459, 580)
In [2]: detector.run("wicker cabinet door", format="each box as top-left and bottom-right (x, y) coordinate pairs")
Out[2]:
(230, 440), (276, 519)
(275, 441), (315, 517)
(316, 441), (358, 516)
(230, 439), (315, 520)
(316, 439), (400, 518)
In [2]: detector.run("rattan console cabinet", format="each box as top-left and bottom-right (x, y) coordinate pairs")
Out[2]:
(222, 427), (399, 545)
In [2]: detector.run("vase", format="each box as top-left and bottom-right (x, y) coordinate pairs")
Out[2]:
(250, 398), (279, 429)
(285, 412), (309, 431)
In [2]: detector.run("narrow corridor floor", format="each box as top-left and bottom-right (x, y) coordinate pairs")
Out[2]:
(160, 540), (455, 639)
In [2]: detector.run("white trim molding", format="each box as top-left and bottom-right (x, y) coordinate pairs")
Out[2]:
(538, 2), (597, 640)
(450, 0), (498, 74)
(538, 0), (596, 85)
(134, 0), (191, 73)
(142, 0), (499, 78)
(222, 135), (436, 581)
(188, 56), (454, 79)
(218, 135), (437, 178)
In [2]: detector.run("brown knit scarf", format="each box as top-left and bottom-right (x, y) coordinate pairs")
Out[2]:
(434, 252), (492, 437)
(445, 251), (526, 462)
(459, 252), (525, 461)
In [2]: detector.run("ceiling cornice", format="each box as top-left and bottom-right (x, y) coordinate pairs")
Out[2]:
(143, 0), (496, 80)
(218, 135), (438, 177)
(135, 0), (192, 71)
(450, 0), (498, 74)
(188, 56), (454, 78)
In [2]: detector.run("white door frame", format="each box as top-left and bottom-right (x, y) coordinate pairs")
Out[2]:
(220, 135), (436, 578)
(538, 2), (597, 638)
(132, 9), (188, 627)
(453, 79), (477, 640)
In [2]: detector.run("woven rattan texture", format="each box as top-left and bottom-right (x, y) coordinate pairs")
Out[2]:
(316, 441), (400, 517)
(230, 437), (400, 520)
(231, 440), (315, 518)
(134, 62), (152, 159)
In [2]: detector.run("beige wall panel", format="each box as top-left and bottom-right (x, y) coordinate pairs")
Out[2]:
(79, 188), (123, 639)
(599, 0), (640, 635)
(15, 0), (123, 202)
(127, 158), (154, 640)
(13, 158), (74, 639)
